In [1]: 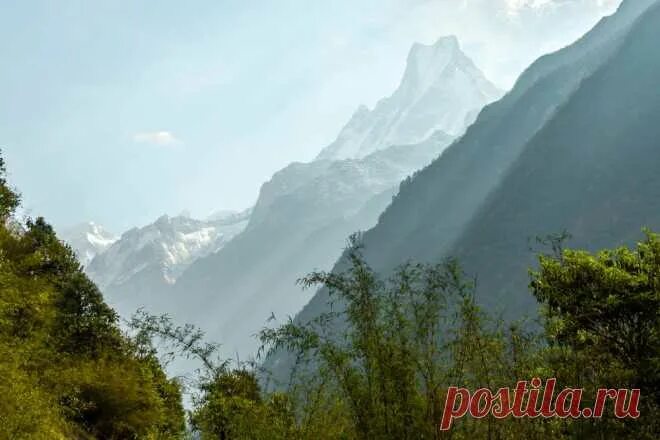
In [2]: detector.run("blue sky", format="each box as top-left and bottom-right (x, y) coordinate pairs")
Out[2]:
(1, 0), (620, 232)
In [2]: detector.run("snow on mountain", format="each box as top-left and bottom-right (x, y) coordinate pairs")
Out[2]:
(59, 222), (117, 266)
(87, 211), (250, 295)
(316, 36), (502, 161)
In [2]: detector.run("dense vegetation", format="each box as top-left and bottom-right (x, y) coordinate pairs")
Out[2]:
(170, 233), (657, 439)
(1, 150), (657, 439)
(0, 155), (186, 439)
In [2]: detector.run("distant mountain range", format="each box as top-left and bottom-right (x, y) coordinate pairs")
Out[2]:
(61, 35), (500, 358)
(71, 210), (250, 316)
(164, 36), (500, 358)
(264, 0), (660, 377)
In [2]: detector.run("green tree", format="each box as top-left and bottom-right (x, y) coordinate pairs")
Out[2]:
(0, 153), (186, 439)
(260, 235), (545, 439)
(0, 153), (19, 221)
(531, 230), (660, 438)
(129, 310), (299, 440)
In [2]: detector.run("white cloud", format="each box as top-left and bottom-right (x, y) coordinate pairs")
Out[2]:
(133, 131), (180, 146)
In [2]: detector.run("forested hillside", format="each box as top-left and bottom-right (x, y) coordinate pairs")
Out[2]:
(449, 0), (660, 314)
(0, 156), (185, 438)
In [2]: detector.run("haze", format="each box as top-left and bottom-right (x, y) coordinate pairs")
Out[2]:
(0, 0), (620, 232)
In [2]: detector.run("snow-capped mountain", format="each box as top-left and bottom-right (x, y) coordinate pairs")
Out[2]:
(59, 222), (117, 266)
(316, 36), (502, 161)
(86, 210), (250, 315)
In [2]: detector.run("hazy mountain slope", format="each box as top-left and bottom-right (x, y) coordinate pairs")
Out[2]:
(87, 211), (250, 316)
(316, 36), (501, 161)
(449, 0), (660, 316)
(309, 0), (655, 285)
(169, 133), (454, 357)
(164, 38), (500, 358)
(286, 0), (658, 348)
(59, 222), (117, 266)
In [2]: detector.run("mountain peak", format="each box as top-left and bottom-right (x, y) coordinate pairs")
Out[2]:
(408, 35), (460, 59)
(316, 36), (501, 161)
(400, 36), (469, 98)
